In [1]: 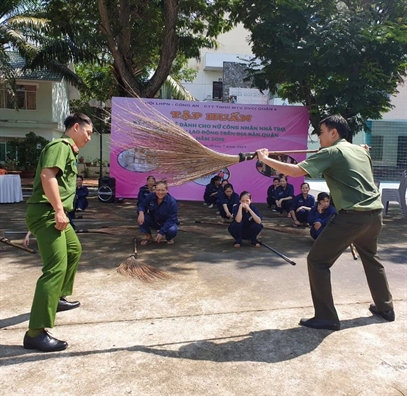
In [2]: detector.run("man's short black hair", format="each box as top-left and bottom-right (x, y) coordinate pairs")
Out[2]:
(64, 113), (92, 130)
(319, 115), (349, 139)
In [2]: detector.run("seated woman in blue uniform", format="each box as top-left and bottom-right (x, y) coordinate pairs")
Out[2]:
(266, 177), (280, 209)
(137, 180), (179, 245)
(74, 176), (89, 211)
(228, 191), (263, 248)
(217, 183), (239, 223)
(289, 182), (315, 227)
(307, 192), (336, 240)
(203, 176), (222, 208)
(274, 175), (294, 216)
(137, 175), (156, 209)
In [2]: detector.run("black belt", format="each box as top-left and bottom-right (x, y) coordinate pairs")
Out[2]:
(339, 209), (382, 215)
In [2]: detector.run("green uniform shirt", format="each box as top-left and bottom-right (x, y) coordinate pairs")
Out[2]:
(27, 136), (79, 212)
(298, 139), (382, 211)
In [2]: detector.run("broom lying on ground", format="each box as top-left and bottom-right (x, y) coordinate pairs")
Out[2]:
(116, 237), (170, 282)
(0, 235), (37, 254)
(114, 100), (318, 185)
(195, 220), (358, 261)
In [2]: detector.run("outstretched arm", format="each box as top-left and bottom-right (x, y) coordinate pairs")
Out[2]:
(257, 149), (307, 177)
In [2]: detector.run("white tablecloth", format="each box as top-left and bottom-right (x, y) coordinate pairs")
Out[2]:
(0, 175), (24, 203)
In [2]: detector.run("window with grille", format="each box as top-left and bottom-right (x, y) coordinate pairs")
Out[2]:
(0, 84), (37, 110)
(212, 81), (223, 100)
(370, 135), (383, 161)
(397, 136), (407, 167)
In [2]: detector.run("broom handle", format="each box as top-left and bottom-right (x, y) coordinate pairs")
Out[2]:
(259, 241), (296, 266)
(133, 237), (138, 257)
(0, 237), (37, 254)
(350, 243), (358, 260)
(238, 149), (319, 162)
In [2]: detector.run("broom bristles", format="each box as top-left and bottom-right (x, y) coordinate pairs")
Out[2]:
(112, 99), (317, 186)
(116, 255), (170, 282)
(113, 100), (239, 186)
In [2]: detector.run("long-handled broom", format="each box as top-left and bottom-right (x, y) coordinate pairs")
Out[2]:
(113, 100), (318, 185)
(116, 237), (170, 282)
(193, 220), (296, 265)
(0, 236), (37, 254)
(195, 220), (358, 261)
(259, 241), (297, 266)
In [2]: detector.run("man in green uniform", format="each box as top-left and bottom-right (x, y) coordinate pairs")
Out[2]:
(256, 114), (394, 331)
(24, 113), (93, 352)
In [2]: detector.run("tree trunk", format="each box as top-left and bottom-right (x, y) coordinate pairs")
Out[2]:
(141, 0), (179, 98)
(98, 0), (179, 98)
(98, 0), (142, 95)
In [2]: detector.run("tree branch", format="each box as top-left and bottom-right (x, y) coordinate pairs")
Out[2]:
(98, 0), (140, 95)
(142, 0), (179, 97)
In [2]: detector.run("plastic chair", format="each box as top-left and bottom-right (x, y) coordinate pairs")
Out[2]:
(381, 170), (407, 218)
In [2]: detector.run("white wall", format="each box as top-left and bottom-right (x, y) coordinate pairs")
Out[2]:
(383, 79), (407, 120)
(182, 23), (253, 101)
(78, 134), (111, 164)
(0, 79), (69, 141)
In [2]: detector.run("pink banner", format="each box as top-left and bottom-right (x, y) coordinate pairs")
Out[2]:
(110, 98), (309, 203)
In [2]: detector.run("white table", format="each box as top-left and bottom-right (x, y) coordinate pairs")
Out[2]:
(0, 175), (24, 203)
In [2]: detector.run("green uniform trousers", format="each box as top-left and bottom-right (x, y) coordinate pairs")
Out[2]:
(307, 210), (393, 322)
(26, 204), (82, 329)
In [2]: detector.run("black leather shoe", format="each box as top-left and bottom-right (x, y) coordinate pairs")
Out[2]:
(299, 317), (340, 331)
(23, 330), (68, 352)
(57, 297), (80, 312)
(369, 304), (395, 322)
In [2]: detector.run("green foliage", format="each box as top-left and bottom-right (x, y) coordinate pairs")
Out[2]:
(231, 0), (407, 136)
(41, 0), (235, 98)
(3, 1), (233, 100)
(7, 131), (49, 170)
(69, 62), (117, 117)
(0, 0), (90, 101)
(1, 0), (46, 94)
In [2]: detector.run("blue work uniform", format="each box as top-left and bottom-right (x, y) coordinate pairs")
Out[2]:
(290, 193), (315, 223)
(203, 183), (219, 205)
(228, 204), (263, 244)
(137, 185), (150, 207)
(138, 192), (179, 241)
(307, 205), (337, 240)
(217, 191), (239, 219)
(274, 183), (294, 214)
(266, 185), (277, 208)
(75, 186), (89, 211)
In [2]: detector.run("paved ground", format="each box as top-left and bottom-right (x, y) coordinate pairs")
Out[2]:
(0, 184), (406, 396)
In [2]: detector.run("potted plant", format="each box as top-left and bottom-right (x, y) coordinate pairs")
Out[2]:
(4, 155), (19, 173)
(7, 132), (49, 178)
